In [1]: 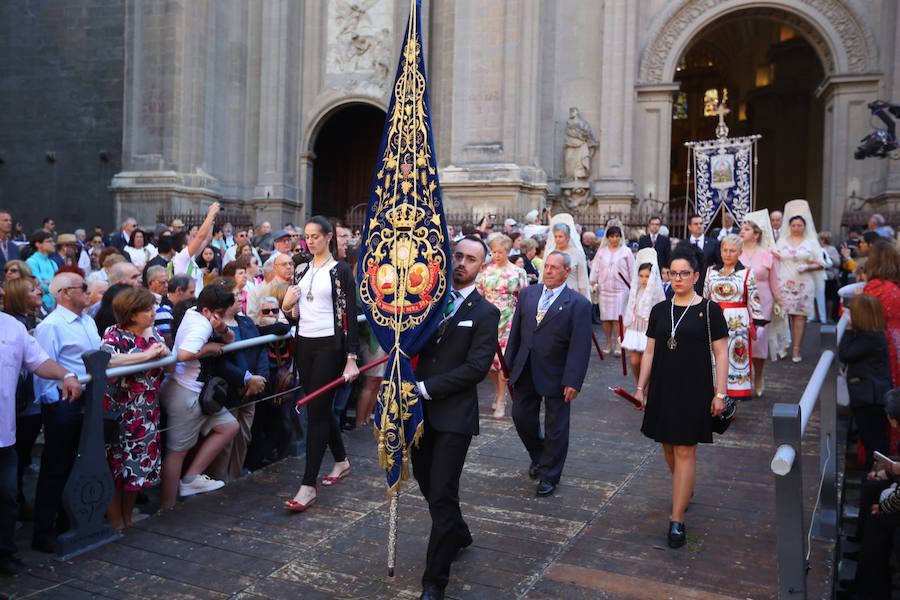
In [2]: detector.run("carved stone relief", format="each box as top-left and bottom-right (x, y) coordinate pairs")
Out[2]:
(326, 0), (394, 90)
(638, 0), (878, 84)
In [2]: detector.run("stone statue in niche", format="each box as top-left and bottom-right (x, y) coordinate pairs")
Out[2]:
(563, 107), (598, 182)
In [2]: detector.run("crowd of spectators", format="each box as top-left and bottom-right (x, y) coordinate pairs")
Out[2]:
(0, 202), (897, 584)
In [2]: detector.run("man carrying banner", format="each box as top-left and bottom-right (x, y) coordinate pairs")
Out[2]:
(412, 235), (499, 600)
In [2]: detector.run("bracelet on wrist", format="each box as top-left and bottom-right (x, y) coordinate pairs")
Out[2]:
(63, 372), (77, 380)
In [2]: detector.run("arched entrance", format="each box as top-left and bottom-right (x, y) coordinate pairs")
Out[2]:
(635, 0), (881, 233)
(670, 18), (825, 217)
(310, 104), (386, 224)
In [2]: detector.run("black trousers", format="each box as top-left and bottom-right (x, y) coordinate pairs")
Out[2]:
(512, 366), (570, 485)
(0, 446), (17, 559)
(856, 506), (900, 598)
(853, 405), (889, 471)
(295, 336), (347, 487)
(411, 422), (472, 591)
(15, 413), (42, 506)
(33, 401), (82, 544)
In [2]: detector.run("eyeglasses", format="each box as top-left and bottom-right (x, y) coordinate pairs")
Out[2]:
(669, 270), (695, 280)
(260, 308), (279, 315)
(5, 267), (18, 273)
(64, 283), (88, 292)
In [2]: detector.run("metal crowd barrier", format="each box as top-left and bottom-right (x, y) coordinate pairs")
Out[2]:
(58, 315), (368, 560)
(770, 324), (840, 599)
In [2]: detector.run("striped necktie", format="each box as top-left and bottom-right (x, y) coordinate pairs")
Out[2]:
(438, 290), (461, 336)
(536, 287), (554, 323)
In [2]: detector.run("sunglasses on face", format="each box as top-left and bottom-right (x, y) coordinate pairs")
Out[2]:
(65, 283), (88, 292)
(259, 308), (279, 315)
(5, 267), (18, 273)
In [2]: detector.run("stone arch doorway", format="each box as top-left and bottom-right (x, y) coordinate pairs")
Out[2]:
(670, 17), (825, 218)
(310, 103), (386, 224)
(635, 0), (881, 232)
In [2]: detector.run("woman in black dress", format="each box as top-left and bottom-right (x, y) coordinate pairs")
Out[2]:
(633, 250), (729, 548)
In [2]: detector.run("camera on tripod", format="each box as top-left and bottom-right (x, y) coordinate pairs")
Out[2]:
(855, 100), (900, 159)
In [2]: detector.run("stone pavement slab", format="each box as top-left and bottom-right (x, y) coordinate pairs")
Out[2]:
(1, 325), (833, 599)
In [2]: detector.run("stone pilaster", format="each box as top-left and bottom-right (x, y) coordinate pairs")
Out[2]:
(634, 84), (679, 208)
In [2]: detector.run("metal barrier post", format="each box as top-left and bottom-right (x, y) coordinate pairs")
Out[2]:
(773, 402), (806, 600)
(814, 325), (838, 541)
(57, 351), (122, 560)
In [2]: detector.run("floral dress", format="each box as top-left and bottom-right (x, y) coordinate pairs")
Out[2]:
(477, 262), (528, 371)
(101, 325), (165, 491)
(776, 239), (821, 317)
(704, 266), (763, 398)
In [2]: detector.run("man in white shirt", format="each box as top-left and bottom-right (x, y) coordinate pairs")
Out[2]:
(170, 202), (220, 296)
(159, 284), (238, 510)
(31, 273), (100, 554)
(0, 311), (81, 575)
(685, 213), (719, 294)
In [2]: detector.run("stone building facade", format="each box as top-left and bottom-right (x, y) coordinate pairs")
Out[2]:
(3, 0), (899, 233)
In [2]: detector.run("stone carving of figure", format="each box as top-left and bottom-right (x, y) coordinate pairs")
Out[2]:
(563, 107), (598, 182)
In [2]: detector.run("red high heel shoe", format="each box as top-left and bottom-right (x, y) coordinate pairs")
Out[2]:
(284, 490), (317, 512)
(321, 464), (351, 487)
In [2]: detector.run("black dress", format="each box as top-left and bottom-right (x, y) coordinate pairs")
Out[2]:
(641, 299), (728, 445)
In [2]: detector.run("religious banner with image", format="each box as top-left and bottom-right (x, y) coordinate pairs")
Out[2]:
(685, 104), (760, 230)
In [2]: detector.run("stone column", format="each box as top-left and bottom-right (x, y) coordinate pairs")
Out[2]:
(817, 74), (881, 232)
(594, 0), (638, 206)
(634, 84), (679, 209)
(253, 0), (302, 226)
(439, 0), (547, 216)
(113, 0), (221, 228)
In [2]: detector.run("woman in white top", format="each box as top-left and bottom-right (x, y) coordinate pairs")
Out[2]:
(281, 216), (360, 512)
(123, 229), (157, 271)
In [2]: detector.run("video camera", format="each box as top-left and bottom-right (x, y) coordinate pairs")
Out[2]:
(855, 100), (900, 159)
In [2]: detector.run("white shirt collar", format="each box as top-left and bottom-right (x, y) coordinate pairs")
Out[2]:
(541, 283), (566, 301)
(452, 283), (477, 301)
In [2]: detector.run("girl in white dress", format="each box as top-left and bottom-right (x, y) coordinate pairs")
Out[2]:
(621, 247), (666, 383)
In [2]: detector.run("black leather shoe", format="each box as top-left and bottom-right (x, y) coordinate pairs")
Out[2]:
(528, 463), (539, 479)
(0, 556), (26, 577)
(420, 583), (445, 600)
(667, 521), (686, 548)
(536, 480), (556, 497)
(31, 538), (57, 554)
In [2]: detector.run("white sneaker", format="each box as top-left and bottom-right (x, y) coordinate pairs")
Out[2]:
(179, 474), (225, 497)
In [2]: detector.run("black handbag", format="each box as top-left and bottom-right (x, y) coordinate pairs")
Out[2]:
(706, 299), (736, 434)
(198, 376), (230, 416)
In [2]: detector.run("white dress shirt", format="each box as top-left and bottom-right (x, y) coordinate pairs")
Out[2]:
(33, 305), (101, 404)
(0, 314), (50, 447)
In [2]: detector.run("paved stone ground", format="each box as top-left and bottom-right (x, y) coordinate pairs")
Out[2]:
(3, 324), (834, 599)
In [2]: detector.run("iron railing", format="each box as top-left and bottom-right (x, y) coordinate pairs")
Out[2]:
(770, 324), (840, 599)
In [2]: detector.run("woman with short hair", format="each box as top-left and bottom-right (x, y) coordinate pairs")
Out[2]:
(3, 259), (32, 282)
(101, 287), (171, 529)
(590, 225), (635, 355)
(704, 234), (763, 399)
(477, 233), (528, 418)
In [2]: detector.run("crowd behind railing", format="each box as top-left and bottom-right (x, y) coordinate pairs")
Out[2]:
(0, 201), (897, 587)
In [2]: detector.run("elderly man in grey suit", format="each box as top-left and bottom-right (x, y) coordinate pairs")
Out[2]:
(505, 251), (593, 498)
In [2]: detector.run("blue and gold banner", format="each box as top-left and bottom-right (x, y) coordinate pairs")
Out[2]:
(358, 0), (451, 495)
(692, 138), (755, 228)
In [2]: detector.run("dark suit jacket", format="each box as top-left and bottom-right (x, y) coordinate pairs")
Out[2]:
(415, 290), (500, 436)
(684, 236), (719, 295)
(109, 231), (128, 252)
(0, 239), (19, 272)
(205, 315), (269, 399)
(637, 234), (670, 269)
(504, 285), (592, 398)
(838, 330), (892, 408)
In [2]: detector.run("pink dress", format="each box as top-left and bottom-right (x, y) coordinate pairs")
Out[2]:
(740, 247), (781, 360)
(590, 246), (634, 320)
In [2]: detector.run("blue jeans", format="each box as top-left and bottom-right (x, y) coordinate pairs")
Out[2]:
(0, 445), (17, 558)
(332, 383), (352, 418)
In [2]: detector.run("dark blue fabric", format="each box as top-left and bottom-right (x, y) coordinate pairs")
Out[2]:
(357, 0), (452, 491)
